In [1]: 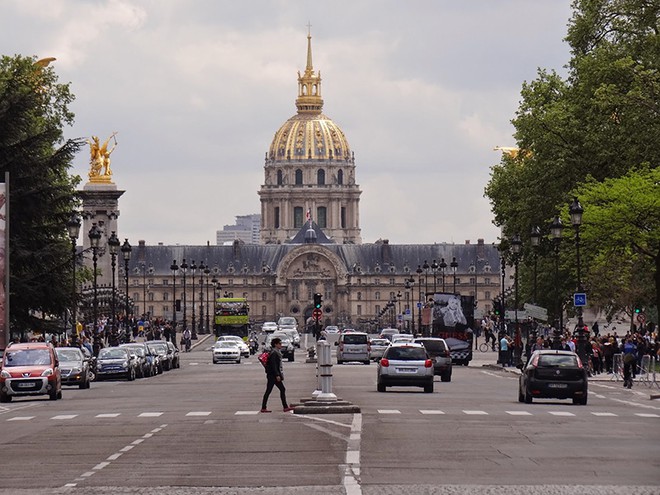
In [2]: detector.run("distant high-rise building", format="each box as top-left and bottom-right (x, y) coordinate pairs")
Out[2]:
(216, 214), (261, 245)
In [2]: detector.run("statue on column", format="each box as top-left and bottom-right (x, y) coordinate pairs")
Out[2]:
(87, 132), (117, 182)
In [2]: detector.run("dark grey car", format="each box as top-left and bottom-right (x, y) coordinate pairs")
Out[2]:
(55, 347), (91, 389)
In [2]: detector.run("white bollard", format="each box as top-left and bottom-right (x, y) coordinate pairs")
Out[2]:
(315, 340), (337, 401)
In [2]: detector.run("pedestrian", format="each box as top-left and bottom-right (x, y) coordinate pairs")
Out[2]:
(260, 337), (294, 413)
(622, 337), (637, 389)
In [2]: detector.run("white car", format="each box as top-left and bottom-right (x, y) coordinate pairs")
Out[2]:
(212, 341), (241, 364)
(391, 334), (414, 344)
(262, 321), (278, 333)
(325, 325), (340, 334)
(216, 335), (249, 357)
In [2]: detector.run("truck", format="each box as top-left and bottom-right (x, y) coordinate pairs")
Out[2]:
(430, 292), (474, 366)
(214, 297), (250, 338)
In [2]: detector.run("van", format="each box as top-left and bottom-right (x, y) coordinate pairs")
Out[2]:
(0, 342), (62, 402)
(335, 332), (370, 365)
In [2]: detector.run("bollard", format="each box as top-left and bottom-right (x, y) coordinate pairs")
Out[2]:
(315, 340), (337, 401)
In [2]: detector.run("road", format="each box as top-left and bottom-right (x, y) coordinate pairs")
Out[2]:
(0, 335), (658, 495)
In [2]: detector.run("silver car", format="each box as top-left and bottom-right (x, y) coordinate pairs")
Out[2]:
(377, 342), (434, 393)
(368, 338), (390, 361)
(216, 335), (250, 357)
(212, 341), (242, 364)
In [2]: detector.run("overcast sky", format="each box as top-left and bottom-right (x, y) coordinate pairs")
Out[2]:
(2, 0), (574, 247)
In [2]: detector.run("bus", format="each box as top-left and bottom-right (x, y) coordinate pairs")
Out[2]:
(214, 297), (250, 337)
(431, 292), (474, 366)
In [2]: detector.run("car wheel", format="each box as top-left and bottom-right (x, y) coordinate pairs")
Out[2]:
(424, 382), (434, 393)
(441, 372), (451, 382)
(377, 382), (386, 392)
(0, 392), (11, 403)
(573, 395), (588, 405)
(524, 388), (533, 404)
(49, 388), (58, 401)
(518, 387), (525, 403)
(236, 358), (241, 364)
(288, 353), (295, 362)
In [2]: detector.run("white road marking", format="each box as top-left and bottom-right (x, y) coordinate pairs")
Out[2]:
(96, 413), (121, 418)
(591, 412), (617, 417)
(506, 411), (533, 416)
(343, 413), (362, 495)
(635, 413), (660, 418)
(131, 439), (144, 445)
(7, 416), (34, 421)
(93, 462), (109, 470)
(235, 411), (259, 415)
(51, 414), (78, 420)
(377, 409), (400, 414)
(138, 412), (163, 417)
(420, 410), (445, 415)
(186, 411), (212, 416)
(120, 445), (135, 452)
(463, 410), (488, 415)
(106, 453), (122, 461)
(80, 472), (95, 478)
(548, 411), (575, 416)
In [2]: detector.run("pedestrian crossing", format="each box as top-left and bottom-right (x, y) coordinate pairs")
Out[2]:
(3, 409), (659, 422)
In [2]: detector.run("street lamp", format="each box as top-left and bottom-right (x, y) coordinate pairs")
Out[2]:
(530, 225), (541, 304)
(405, 277), (415, 334)
(190, 260), (197, 340)
(569, 197), (587, 364)
(65, 213), (81, 343)
(550, 216), (565, 349)
(211, 277), (218, 336)
(511, 234), (522, 359)
(107, 231), (120, 343)
(450, 257), (458, 293)
(180, 258), (188, 333)
(431, 259), (439, 294)
(170, 260), (179, 330)
(416, 265), (423, 335)
(198, 261), (205, 336)
(499, 243), (506, 335)
(88, 223), (102, 355)
(396, 291), (402, 327)
(422, 260), (430, 300)
(439, 258), (447, 292)
(204, 264), (211, 334)
(121, 239), (132, 342)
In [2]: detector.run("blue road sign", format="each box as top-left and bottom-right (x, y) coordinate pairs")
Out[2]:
(574, 293), (587, 307)
(417, 302), (422, 309)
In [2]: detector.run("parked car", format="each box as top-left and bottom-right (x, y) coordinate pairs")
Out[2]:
(145, 341), (172, 371)
(212, 341), (242, 364)
(414, 337), (452, 382)
(519, 350), (588, 405)
(336, 332), (370, 365)
(262, 321), (278, 333)
(0, 342), (62, 402)
(120, 343), (152, 378)
(377, 342), (434, 393)
(378, 328), (399, 341)
(264, 332), (295, 362)
(216, 335), (250, 357)
(79, 346), (97, 381)
(55, 347), (92, 389)
(96, 347), (137, 381)
(368, 338), (390, 361)
(166, 341), (180, 368)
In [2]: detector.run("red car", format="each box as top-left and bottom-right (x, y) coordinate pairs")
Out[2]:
(0, 342), (62, 402)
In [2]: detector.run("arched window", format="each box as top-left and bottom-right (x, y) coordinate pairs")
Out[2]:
(277, 169), (283, 185)
(317, 169), (325, 185)
(337, 169), (343, 185)
(295, 169), (303, 185)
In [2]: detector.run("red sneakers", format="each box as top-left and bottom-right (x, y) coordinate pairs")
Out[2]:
(260, 408), (272, 413)
(283, 407), (295, 413)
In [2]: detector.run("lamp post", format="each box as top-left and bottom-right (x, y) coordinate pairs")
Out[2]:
(204, 265), (211, 334)
(107, 231), (120, 343)
(66, 214), (81, 343)
(569, 197), (588, 365)
(190, 260), (197, 339)
(422, 260), (430, 300)
(211, 277), (218, 336)
(170, 260), (179, 330)
(416, 265), (423, 335)
(550, 216), (564, 349)
(450, 257), (458, 293)
(180, 259), (188, 332)
(121, 239), (132, 343)
(406, 277), (415, 334)
(511, 233), (522, 350)
(530, 226), (541, 303)
(499, 244), (506, 335)
(396, 291), (402, 329)
(198, 261), (205, 337)
(88, 223), (102, 355)
(431, 259), (439, 294)
(439, 258), (447, 292)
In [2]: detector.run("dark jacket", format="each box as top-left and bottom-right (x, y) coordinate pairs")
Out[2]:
(266, 348), (284, 379)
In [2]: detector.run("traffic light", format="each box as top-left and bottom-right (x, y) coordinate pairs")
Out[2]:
(634, 306), (642, 314)
(314, 293), (323, 309)
(492, 299), (501, 315)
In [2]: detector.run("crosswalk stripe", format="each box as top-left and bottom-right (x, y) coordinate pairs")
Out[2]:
(591, 412), (617, 417)
(186, 411), (212, 416)
(7, 416), (34, 421)
(235, 411), (259, 415)
(419, 410), (445, 415)
(51, 414), (78, 420)
(506, 411), (533, 416)
(635, 413), (660, 418)
(548, 411), (575, 416)
(96, 413), (121, 418)
(377, 409), (401, 414)
(463, 410), (488, 415)
(138, 412), (163, 417)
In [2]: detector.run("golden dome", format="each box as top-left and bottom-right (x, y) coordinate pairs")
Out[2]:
(267, 32), (351, 163)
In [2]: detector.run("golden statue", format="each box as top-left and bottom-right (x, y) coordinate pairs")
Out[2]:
(88, 132), (117, 182)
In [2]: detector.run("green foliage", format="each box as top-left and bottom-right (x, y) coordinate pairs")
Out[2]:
(485, 0), (659, 319)
(0, 55), (82, 334)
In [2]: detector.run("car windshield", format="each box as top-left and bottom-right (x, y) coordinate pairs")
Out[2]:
(386, 347), (427, 361)
(538, 354), (578, 367)
(147, 344), (167, 354)
(416, 340), (447, 352)
(3, 348), (51, 366)
(99, 349), (127, 359)
(216, 342), (238, 348)
(56, 349), (82, 361)
(125, 346), (145, 357)
(343, 334), (367, 344)
(279, 317), (296, 325)
(219, 336), (242, 342)
(370, 339), (389, 346)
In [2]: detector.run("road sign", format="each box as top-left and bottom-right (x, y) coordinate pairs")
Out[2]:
(417, 302), (422, 309)
(312, 308), (322, 320)
(505, 310), (528, 321)
(573, 293), (587, 307)
(524, 303), (548, 321)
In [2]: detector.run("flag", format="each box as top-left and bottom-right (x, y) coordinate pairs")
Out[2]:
(306, 209), (311, 222)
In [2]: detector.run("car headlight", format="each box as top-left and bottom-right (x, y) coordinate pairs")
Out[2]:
(41, 368), (54, 377)
(0, 369), (10, 378)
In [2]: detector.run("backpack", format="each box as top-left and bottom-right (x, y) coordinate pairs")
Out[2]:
(258, 350), (270, 368)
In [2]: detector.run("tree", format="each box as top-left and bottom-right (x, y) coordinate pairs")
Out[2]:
(0, 55), (82, 336)
(485, 0), (659, 319)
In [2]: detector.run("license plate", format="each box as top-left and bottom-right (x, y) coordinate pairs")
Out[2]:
(396, 368), (417, 373)
(548, 383), (568, 389)
(347, 348), (363, 353)
(17, 382), (34, 388)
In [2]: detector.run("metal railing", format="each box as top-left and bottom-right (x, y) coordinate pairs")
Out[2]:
(610, 353), (659, 389)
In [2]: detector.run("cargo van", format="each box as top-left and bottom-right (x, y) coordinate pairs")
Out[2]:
(335, 332), (370, 365)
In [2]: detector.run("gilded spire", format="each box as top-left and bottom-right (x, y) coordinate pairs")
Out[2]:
(296, 27), (323, 114)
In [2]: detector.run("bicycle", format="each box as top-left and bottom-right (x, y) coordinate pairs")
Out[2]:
(479, 341), (496, 352)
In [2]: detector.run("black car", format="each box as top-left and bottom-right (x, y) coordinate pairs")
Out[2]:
(120, 344), (152, 378)
(145, 341), (172, 371)
(414, 337), (452, 382)
(166, 341), (180, 369)
(518, 350), (588, 405)
(445, 337), (472, 366)
(96, 347), (137, 381)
